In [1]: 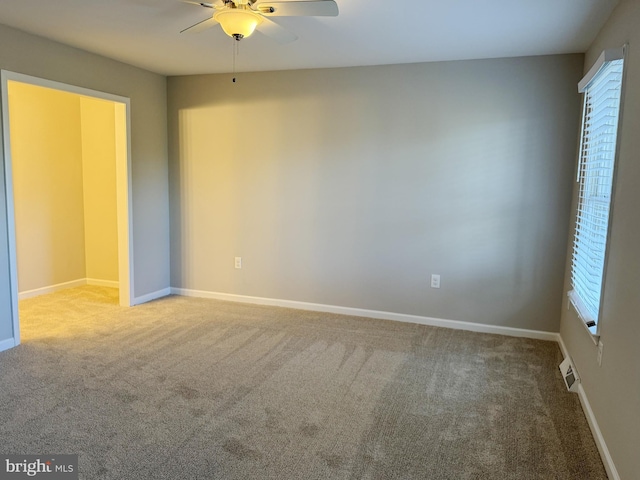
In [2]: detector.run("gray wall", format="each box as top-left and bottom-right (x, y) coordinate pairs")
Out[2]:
(559, 0), (640, 478)
(168, 54), (583, 332)
(0, 24), (170, 345)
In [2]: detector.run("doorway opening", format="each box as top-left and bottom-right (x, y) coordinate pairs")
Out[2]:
(1, 71), (133, 346)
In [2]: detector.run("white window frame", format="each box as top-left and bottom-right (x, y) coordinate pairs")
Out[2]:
(568, 46), (626, 341)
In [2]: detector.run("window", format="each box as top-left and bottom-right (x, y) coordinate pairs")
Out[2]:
(569, 47), (625, 335)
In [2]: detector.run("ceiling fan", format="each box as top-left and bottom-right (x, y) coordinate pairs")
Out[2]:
(180, 0), (339, 43)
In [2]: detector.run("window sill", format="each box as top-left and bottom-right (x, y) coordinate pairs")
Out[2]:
(567, 290), (600, 346)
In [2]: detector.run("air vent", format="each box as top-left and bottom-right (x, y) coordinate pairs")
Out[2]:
(559, 357), (580, 393)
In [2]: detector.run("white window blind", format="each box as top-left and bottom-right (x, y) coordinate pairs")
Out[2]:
(570, 50), (624, 332)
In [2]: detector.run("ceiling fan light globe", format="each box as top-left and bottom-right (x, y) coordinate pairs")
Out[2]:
(214, 9), (262, 39)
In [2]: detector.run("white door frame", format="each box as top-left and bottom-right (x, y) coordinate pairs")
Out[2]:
(0, 70), (134, 346)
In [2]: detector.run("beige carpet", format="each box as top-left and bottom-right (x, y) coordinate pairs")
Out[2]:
(0, 286), (606, 479)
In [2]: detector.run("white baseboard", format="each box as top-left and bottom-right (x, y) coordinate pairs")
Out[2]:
(18, 279), (87, 300)
(0, 337), (16, 353)
(133, 287), (171, 306)
(557, 335), (619, 480)
(557, 334), (571, 359)
(577, 385), (620, 480)
(86, 278), (119, 288)
(18, 278), (119, 300)
(170, 287), (559, 342)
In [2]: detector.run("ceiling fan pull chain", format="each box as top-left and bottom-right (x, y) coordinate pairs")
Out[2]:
(232, 39), (237, 83)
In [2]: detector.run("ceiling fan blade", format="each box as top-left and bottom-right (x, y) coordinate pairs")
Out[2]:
(256, 16), (298, 43)
(180, 0), (216, 8)
(180, 15), (219, 33)
(255, 0), (338, 17)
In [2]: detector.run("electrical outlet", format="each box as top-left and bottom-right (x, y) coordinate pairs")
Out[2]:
(234, 257), (242, 269)
(597, 340), (604, 366)
(431, 274), (441, 289)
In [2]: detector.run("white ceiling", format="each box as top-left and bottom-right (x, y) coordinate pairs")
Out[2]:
(0, 0), (618, 76)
